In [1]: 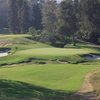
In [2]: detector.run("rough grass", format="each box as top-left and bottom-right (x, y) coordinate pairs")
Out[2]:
(0, 34), (52, 50)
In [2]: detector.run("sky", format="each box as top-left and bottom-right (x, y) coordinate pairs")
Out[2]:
(57, 0), (62, 3)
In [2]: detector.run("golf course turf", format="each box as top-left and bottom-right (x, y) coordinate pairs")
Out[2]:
(0, 34), (99, 99)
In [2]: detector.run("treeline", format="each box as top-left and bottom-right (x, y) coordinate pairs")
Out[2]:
(1, 0), (100, 45)
(0, 0), (8, 28)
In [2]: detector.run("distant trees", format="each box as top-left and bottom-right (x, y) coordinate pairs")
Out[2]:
(31, 1), (42, 30)
(8, 0), (18, 33)
(42, 0), (57, 33)
(0, 0), (8, 28)
(80, 0), (100, 44)
(0, 0), (99, 45)
(57, 0), (79, 46)
(8, 0), (29, 33)
(18, 0), (29, 33)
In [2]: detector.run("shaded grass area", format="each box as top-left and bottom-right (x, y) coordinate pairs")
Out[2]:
(85, 60), (100, 65)
(65, 39), (100, 52)
(0, 79), (74, 100)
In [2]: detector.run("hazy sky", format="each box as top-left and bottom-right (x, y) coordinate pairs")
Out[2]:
(57, 0), (62, 3)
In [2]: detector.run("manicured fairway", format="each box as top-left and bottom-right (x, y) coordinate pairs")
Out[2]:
(0, 64), (99, 92)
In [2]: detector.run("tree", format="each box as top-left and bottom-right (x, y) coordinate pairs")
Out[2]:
(8, 0), (29, 33)
(80, 0), (100, 44)
(17, 0), (30, 33)
(32, 3), (42, 30)
(42, 0), (57, 33)
(57, 0), (78, 46)
(8, 0), (19, 33)
(0, 0), (8, 28)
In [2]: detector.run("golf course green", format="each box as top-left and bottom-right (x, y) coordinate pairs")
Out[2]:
(0, 34), (99, 99)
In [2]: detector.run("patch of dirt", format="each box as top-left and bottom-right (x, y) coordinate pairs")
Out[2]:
(79, 73), (94, 93)
(0, 41), (12, 47)
(76, 72), (98, 100)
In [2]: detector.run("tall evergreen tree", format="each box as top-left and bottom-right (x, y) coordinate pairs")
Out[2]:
(32, 3), (42, 30)
(57, 0), (78, 46)
(8, 0), (19, 33)
(8, 0), (29, 33)
(42, 0), (57, 33)
(80, 0), (100, 44)
(28, 0), (44, 30)
(17, 0), (29, 33)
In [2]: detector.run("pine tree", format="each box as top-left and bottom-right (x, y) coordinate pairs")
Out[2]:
(80, 0), (100, 44)
(57, 0), (78, 46)
(8, 0), (29, 33)
(42, 0), (57, 33)
(8, 0), (20, 33)
(32, 2), (42, 30)
(18, 0), (29, 33)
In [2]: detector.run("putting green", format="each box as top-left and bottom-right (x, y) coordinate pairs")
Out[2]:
(18, 48), (92, 56)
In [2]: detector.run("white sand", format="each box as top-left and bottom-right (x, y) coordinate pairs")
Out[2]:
(0, 52), (8, 57)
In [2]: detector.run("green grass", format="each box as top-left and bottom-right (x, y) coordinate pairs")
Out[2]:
(0, 34), (99, 65)
(0, 47), (96, 65)
(18, 48), (93, 56)
(0, 34), (100, 99)
(0, 34), (31, 38)
(0, 34), (52, 50)
(0, 64), (99, 92)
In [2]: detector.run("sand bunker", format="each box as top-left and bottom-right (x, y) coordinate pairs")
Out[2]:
(0, 52), (8, 57)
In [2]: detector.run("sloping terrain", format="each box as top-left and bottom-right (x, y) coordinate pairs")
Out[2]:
(0, 34), (99, 100)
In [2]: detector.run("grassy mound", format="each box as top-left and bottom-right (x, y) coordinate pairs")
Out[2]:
(0, 34), (52, 49)
(0, 47), (96, 65)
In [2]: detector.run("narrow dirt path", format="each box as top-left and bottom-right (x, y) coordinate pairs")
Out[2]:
(79, 73), (94, 93)
(76, 72), (98, 100)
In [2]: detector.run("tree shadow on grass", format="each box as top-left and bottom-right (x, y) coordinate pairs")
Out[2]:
(0, 79), (75, 100)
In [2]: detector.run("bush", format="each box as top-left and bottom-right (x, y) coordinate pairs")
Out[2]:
(51, 41), (66, 48)
(28, 27), (37, 35)
(30, 29), (72, 48)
